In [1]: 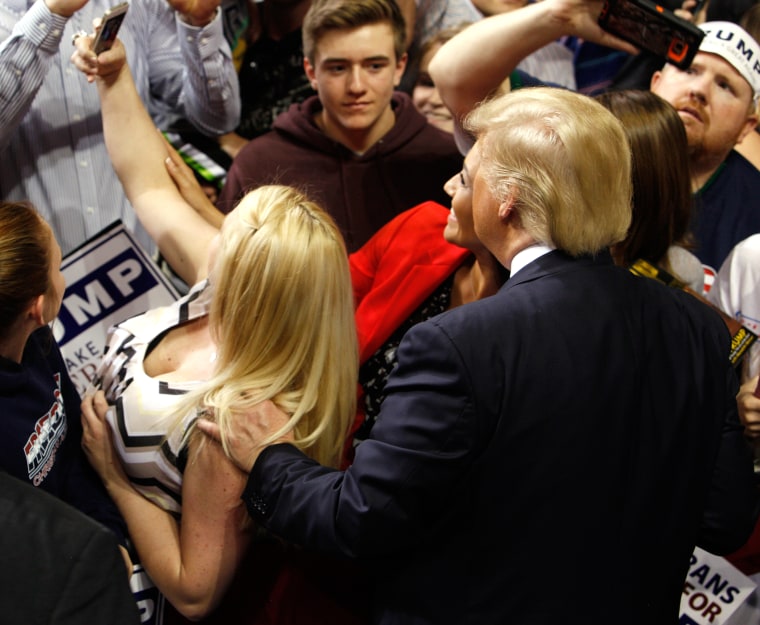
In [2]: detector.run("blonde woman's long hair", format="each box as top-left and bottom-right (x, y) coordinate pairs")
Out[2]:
(179, 185), (358, 468)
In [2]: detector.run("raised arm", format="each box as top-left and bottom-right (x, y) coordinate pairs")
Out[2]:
(72, 37), (218, 285)
(429, 0), (636, 123)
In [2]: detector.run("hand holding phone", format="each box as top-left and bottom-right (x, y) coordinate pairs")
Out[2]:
(598, 0), (704, 69)
(91, 2), (129, 54)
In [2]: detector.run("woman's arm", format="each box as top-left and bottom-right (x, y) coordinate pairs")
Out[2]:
(429, 0), (636, 123)
(81, 391), (251, 619)
(71, 37), (218, 286)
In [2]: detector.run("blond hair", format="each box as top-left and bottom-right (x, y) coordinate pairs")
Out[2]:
(179, 186), (357, 468)
(465, 88), (632, 256)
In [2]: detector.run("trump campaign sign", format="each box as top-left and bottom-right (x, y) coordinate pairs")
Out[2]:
(680, 547), (756, 625)
(54, 222), (180, 394)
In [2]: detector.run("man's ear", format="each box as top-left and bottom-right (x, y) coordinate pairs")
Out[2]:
(498, 190), (518, 223)
(304, 57), (319, 91)
(650, 70), (663, 92)
(736, 112), (759, 145)
(29, 294), (46, 326)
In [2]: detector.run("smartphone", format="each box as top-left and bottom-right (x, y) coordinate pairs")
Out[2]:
(598, 0), (705, 70)
(92, 2), (129, 55)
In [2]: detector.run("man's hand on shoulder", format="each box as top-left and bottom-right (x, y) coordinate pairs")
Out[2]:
(195, 400), (295, 474)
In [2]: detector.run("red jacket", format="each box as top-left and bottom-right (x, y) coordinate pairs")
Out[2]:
(344, 202), (470, 464)
(350, 201), (471, 365)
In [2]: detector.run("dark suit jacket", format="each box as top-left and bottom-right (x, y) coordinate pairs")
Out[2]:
(244, 251), (757, 625)
(0, 471), (139, 625)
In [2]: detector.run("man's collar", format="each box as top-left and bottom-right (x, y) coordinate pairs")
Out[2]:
(510, 243), (556, 277)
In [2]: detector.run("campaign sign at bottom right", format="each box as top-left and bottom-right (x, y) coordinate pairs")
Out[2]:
(680, 547), (755, 624)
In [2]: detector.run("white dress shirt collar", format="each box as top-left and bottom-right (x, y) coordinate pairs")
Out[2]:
(510, 243), (556, 277)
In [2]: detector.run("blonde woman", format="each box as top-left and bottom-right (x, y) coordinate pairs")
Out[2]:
(75, 37), (358, 622)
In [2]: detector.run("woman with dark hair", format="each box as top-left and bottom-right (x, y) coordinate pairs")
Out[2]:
(595, 89), (704, 291)
(0, 200), (129, 563)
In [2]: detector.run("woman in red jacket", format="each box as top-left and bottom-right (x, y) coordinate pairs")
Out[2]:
(348, 143), (507, 451)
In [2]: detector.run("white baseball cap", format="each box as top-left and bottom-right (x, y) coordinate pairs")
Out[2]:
(699, 21), (760, 100)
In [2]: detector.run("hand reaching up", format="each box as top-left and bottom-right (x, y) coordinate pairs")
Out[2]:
(70, 30), (126, 84)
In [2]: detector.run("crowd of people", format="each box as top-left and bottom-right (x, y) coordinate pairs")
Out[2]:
(2, 0), (760, 623)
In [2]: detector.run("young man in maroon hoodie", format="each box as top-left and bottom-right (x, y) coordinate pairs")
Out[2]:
(216, 0), (462, 252)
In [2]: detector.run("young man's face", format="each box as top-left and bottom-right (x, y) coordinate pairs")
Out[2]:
(650, 52), (758, 164)
(413, 43), (454, 134)
(305, 21), (407, 152)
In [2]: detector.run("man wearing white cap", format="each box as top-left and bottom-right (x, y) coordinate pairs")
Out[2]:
(650, 21), (760, 273)
(429, 0), (760, 272)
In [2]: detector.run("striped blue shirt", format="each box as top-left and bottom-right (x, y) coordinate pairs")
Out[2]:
(0, 0), (240, 255)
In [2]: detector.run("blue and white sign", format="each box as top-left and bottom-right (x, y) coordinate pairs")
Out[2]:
(54, 221), (180, 395)
(680, 547), (756, 624)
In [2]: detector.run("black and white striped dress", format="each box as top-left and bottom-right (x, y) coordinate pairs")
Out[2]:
(97, 280), (212, 517)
